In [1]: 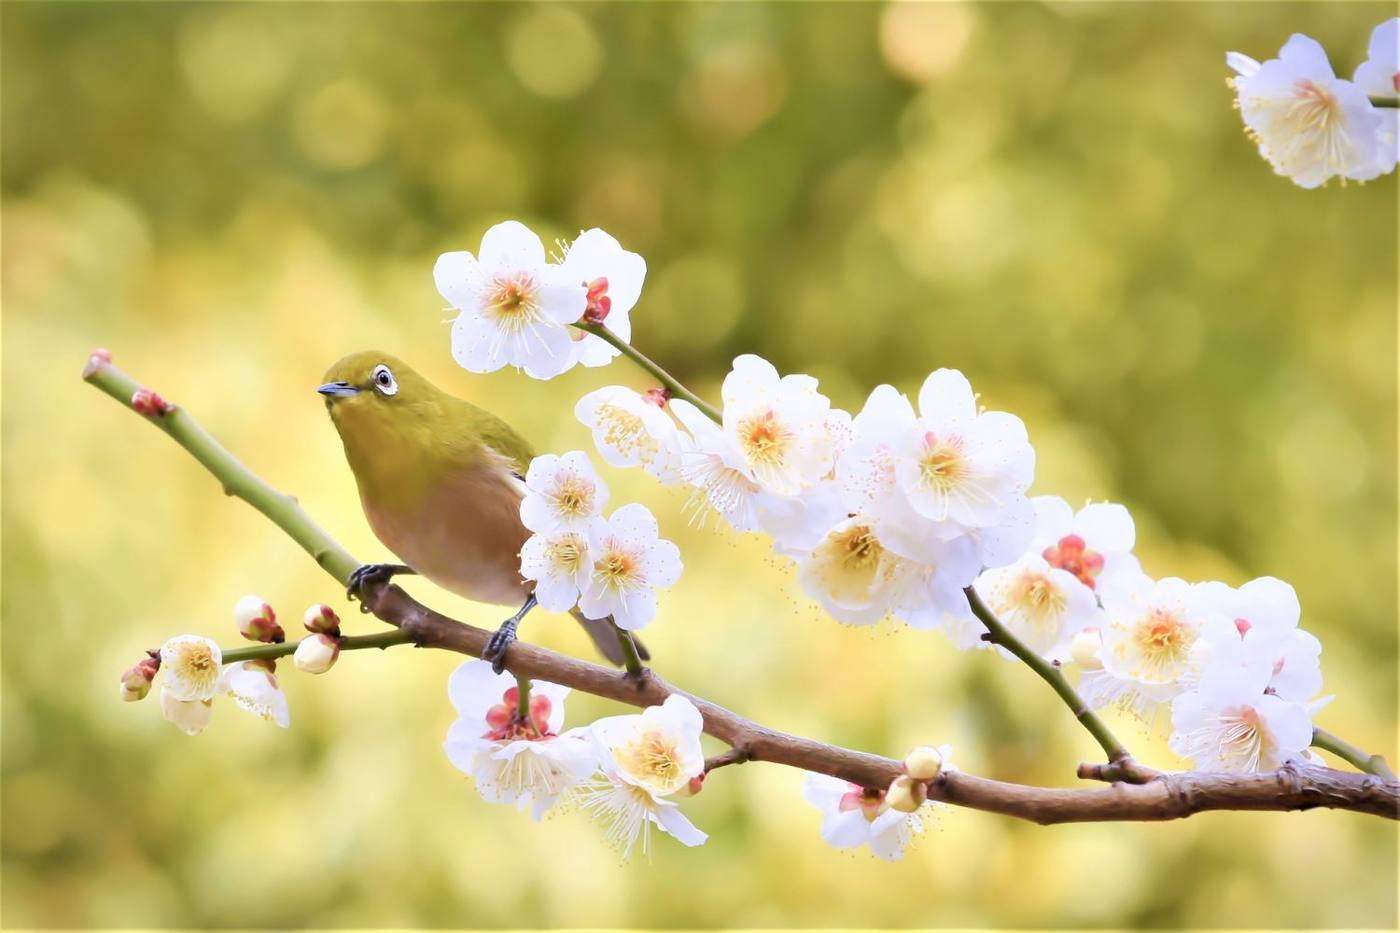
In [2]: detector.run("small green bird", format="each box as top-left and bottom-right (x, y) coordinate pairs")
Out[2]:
(318, 350), (644, 671)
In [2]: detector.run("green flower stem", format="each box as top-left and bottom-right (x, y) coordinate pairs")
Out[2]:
(616, 629), (645, 675)
(82, 357), (362, 585)
(573, 322), (722, 423)
(1312, 727), (1398, 782)
(1370, 96), (1399, 108)
(964, 585), (1141, 772)
(222, 628), (415, 664)
(515, 673), (532, 718)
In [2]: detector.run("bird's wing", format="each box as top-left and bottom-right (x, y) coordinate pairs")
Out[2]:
(444, 396), (536, 478)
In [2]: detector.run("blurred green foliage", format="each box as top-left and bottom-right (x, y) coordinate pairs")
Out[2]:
(3, 1), (1395, 928)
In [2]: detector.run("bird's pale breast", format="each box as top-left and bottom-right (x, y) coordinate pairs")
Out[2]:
(363, 453), (531, 608)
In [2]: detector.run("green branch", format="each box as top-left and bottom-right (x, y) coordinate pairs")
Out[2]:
(573, 322), (722, 423)
(965, 585), (1145, 774)
(1370, 96), (1399, 109)
(1312, 727), (1398, 782)
(82, 355), (361, 584)
(222, 628), (415, 664)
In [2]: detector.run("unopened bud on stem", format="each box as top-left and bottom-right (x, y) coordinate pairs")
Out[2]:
(234, 595), (284, 643)
(1070, 629), (1104, 671)
(119, 655), (160, 702)
(904, 745), (945, 781)
(131, 388), (173, 417)
(302, 603), (341, 636)
(886, 774), (926, 813)
(294, 633), (340, 674)
(83, 348), (113, 378)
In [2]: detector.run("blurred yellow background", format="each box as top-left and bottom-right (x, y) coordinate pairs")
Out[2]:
(3, 1), (1396, 928)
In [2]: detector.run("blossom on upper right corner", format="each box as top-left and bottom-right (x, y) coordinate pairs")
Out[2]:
(1227, 32), (1392, 187)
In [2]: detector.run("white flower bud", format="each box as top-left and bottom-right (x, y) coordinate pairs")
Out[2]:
(294, 633), (340, 674)
(302, 603), (341, 635)
(886, 775), (926, 813)
(234, 595), (284, 644)
(903, 745), (945, 781)
(1070, 629), (1104, 671)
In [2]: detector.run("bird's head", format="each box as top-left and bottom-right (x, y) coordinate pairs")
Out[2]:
(318, 351), (443, 438)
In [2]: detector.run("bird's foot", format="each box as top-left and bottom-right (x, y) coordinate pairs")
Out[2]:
(347, 563), (415, 612)
(482, 618), (519, 674)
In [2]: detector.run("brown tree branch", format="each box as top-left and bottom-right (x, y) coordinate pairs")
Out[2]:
(85, 350), (1400, 824)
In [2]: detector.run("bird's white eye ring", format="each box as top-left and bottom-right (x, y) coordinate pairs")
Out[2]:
(371, 364), (398, 396)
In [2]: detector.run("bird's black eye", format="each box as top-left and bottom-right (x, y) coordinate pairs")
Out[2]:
(371, 364), (398, 397)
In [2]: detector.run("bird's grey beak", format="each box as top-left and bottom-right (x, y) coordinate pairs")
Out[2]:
(317, 381), (360, 398)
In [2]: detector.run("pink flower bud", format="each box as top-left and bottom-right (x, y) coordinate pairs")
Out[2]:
(886, 774), (926, 813)
(583, 277), (612, 324)
(681, 773), (706, 797)
(302, 603), (341, 635)
(131, 388), (173, 417)
(83, 348), (113, 378)
(119, 655), (160, 702)
(641, 387), (671, 408)
(293, 633), (340, 674)
(233, 595), (283, 643)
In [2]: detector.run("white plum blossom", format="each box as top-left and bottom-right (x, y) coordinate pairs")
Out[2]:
(159, 635), (223, 702)
(160, 687), (213, 736)
(559, 228), (647, 368)
(576, 385), (683, 482)
(801, 771), (926, 861)
(519, 526), (600, 613)
(1186, 576), (1323, 702)
(975, 555), (1102, 659)
(1095, 575), (1227, 720)
(796, 517), (911, 625)
(577, 503), (683, 631)
(1353, 18), (1400, 171)
(719, 355), (835, 496)
(435, 221), (588, 380)
(579, 695), (707, 858)
(443, 660), (597, 820)
(1030, 496), (1140, 593)
(838, 371), (1035, 568)
(220, 661), (291, 728)
(754, 409), (854, 558)
(520, 451), (609, 534)
(972, 496), (1136, 661)
(1228, 34), (1390, 187)
(1169, 666), (1314, 772)
(671, 398), (763, 532)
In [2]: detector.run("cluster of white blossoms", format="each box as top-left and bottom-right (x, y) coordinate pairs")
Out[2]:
(580, 361), (1035, 635)
(572, 355), (1338, 788)
(120, 597), (353, 735)
(1228, 19), (1399, 187)
(517, 450), (682, 631)
(444, 660), (706, 858)
(434, 221), (646, 379)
